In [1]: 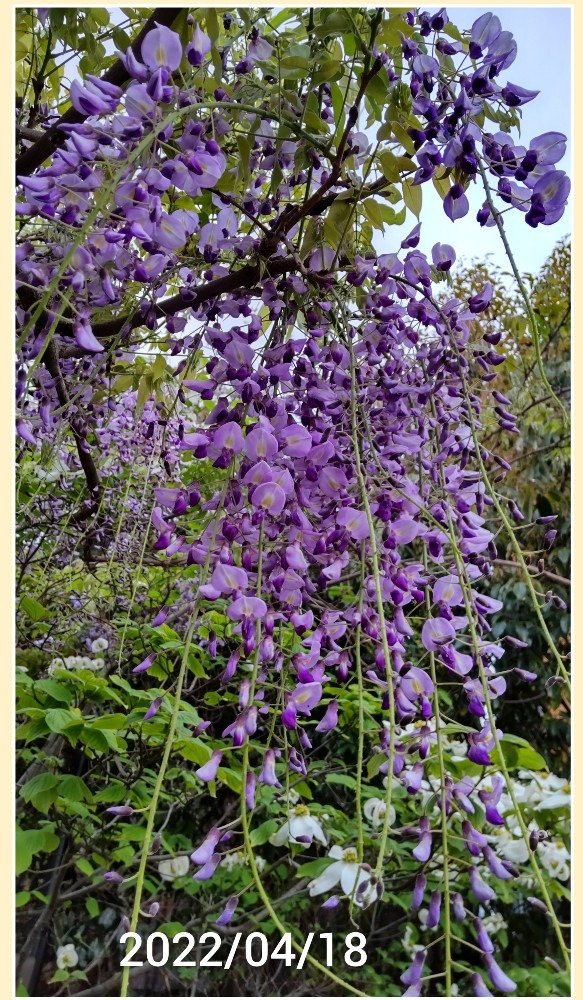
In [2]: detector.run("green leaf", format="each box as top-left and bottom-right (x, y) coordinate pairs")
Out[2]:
(20, 596), (50, 622)
(312, 58), (343, 86)
(48, 970), (71, 984)
(295, 858), (332, 878)
(326, 773), (357, 790)
(76, 856), (95, 876)
(217, 767), (242, 794)
(89, 714), (126, 730)
(402, 178), (422, 219)
(20, 772), (60, 813)
(175, 738), (210, 765)
(59, 775), (93, 803)
(94, 782), (126, 804)
(432, 167), (451, 201)
(85, 897), (100, 919)
(496, 735), (548, 771)
(45, 708), (79, 733)
(136, 374), (153, 413)
(35, 680), (73, 704)
(80, 727), (113, 754)
(367, 752), (388, 779)
(16, 826), (59, 875)
(362, 198), (385, 232)
(314, 11), (351, 38)
(279, 55), (310, 79)
(249, 819), (278, 846)
(389, 122), (416, 156)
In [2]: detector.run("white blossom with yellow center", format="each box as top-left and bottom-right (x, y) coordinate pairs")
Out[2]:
(307, 845), (377, 907)
(270, 803), (327, 847)
(56, 943), (79, 971)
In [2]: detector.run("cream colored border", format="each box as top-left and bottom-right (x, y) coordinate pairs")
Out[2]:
(2, 4), (577, 999)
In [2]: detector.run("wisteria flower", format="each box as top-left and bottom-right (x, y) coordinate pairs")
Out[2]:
(141, 24), (183, 72)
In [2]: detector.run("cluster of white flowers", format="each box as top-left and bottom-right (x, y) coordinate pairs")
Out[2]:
(537, 838), (570, 882)
(488, 769), (570, 881)
(221, 850), (266, 873)
(499, 770), (570, 814)
(48, 655), (105, 675)
(481, 910), (508, 936)
(56, 943), (79, 970)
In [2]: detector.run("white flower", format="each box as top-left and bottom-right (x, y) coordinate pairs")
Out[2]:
(538, 839), (570, 882)
(444, 738), (467, 761)
(270, 804), (327, 847)
(50, 655), (105, 674)
(417, 907), (429, 931)
(221, 851), (243, 871)
(489, 826), (529, 865)
(158, 856), (190, 881)
(286, 788), (300, 805)
(56, 943), (79, 970)
(428, 852), (460, 883)
(482, 911), (508, 936)
(307, 846), (377, 907)
(221, 850), (266, 872)
(401, 924), (423, 959)
(539, 789), (570, 810)
(363, 796), (396, 829)
(91, 637), (109, 653)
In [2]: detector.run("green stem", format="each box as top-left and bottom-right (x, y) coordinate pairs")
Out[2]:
(119, 470), (232, 998)
(477, 155), (568, 425)
(238, 522), (365, 997)
(398, 275), (570, 693)
(446, 507), (571, 974)
(422, 530), (452, 993)
(347, 335), (396, 880)
(355, 540), (366, 864)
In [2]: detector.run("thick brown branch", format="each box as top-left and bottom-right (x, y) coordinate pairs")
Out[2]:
(43, 341), (101, 500)
(494, 558), (570, 588)
(15, 8), (182, 178)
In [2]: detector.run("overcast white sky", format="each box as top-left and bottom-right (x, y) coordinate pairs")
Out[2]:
(378, 6), (572, 278)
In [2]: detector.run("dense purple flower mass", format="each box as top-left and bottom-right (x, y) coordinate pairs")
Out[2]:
(14, 7), (570, 998)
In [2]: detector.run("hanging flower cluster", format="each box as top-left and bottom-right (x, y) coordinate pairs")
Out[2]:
(15, 7), (570, 998)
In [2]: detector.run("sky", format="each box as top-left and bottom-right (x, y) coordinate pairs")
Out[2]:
(377, 6), (572, 278)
